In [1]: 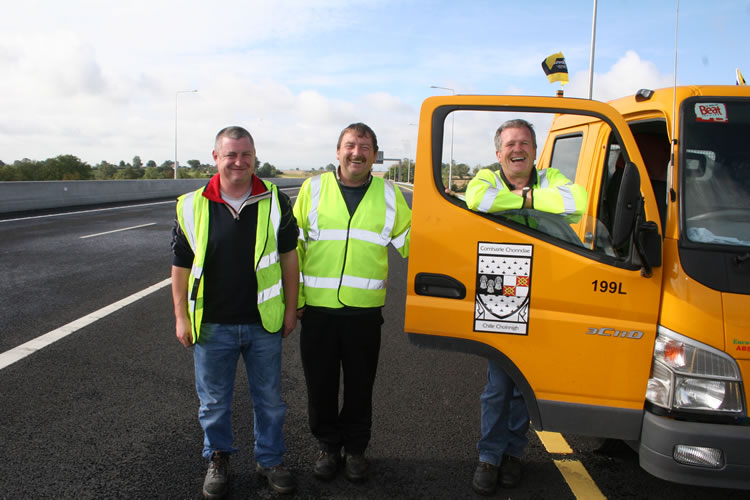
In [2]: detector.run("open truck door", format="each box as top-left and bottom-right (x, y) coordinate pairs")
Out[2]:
(405, 95), (663, 440)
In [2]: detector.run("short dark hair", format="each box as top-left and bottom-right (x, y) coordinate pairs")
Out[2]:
(215, 126), (254, 151)
(494, 119), (536, 151)
(337, 122), (378, 153)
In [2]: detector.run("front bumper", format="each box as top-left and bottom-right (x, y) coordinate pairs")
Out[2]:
(639, 410), (750, 490)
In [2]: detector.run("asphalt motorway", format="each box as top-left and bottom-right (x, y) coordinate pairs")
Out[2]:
(0, 187), (746, 499)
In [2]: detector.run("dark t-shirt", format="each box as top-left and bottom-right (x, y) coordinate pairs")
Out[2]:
(171, 189), (298, 326)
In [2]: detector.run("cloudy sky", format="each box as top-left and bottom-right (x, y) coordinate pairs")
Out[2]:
(1, 0), (748, 170)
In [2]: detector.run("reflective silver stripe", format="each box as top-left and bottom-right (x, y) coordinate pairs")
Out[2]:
(391, 227), (409, 250)
(557, 184), (578, 215)
(258, 278), (282, 304)
(382, 181), (396, 242)
(308, 176), (322, 240)
(298, 227), (306, 243)
(303, 274), (386, 291)
(191, 265), (203, 280)
(342, 274), (385, 290)
(478, 172), (505, 213)
(303, 275), (340, 289)
(256, 186), (282, 271)
(315, 228), (388, 246)
(188, 265), (203, 315)
(181, 191), (198, 250)
(257, 251), (279, 271)
(317, 229), (349, 241)
(349, 228), (388, 246)
(269, 187), (281, 237)
(538, 169), (550, 188)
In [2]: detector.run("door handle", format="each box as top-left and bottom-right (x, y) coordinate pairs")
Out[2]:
(414, 273), (466, 299)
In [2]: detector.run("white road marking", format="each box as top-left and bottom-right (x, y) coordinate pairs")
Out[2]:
(0, 278), (172, 371)
(80, 222), (156, 239)
(0, 200), (175, 223)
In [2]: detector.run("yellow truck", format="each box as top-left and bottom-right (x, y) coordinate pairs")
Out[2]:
(404, 86), (750, 489)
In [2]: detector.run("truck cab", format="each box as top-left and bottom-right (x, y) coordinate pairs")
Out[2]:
(404, 87), (750, 489)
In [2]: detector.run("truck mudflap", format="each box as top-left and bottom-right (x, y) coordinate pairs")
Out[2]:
(639, 410), (750, 490)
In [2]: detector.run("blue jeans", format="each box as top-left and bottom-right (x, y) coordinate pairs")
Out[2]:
(477, 358), (529, 466)
(193, 323), (287, 467)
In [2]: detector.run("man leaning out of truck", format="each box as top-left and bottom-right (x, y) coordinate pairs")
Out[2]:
(463, 118), (587, 495)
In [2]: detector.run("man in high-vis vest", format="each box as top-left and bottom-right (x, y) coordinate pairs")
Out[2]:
(171, 126), (299, 498)
(293, 123), (411, 483)
(465, 119), (586, 496)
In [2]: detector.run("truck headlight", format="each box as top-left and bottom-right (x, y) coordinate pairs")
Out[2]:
(645, 327), (744, 414)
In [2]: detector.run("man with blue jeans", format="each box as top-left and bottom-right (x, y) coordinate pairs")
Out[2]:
(171, 126), (299, 498)
(462, 119), (586, 495)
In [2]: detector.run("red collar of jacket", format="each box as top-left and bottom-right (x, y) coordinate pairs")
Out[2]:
(202, 173), (268, 203)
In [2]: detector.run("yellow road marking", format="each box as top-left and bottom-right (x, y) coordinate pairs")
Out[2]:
(554, 459), (607, 499)
(536, 431), (606, 499)
(537, 431), (573, 454)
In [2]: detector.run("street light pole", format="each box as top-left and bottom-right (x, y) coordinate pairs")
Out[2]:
(429, 85), (455, 188)
(174, 89), (198, 179)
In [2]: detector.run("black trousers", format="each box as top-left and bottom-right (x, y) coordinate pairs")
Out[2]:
(299, 308), (383, 455)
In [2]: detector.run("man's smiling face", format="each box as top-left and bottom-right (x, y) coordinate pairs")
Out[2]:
(497, 126), (537, 183)
(337, 131), (376, 186)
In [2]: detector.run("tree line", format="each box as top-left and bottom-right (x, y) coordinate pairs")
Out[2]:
(0, 155), (283, 181)
(386, 160), (498, 190)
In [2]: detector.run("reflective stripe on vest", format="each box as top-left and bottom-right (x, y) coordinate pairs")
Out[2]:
(477, 171), (508, 213)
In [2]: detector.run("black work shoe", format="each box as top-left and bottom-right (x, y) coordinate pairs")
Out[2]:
(256, 463), (296, 495)
(314, 450), (341, 480)
(471, 461), (498, 496)
(500, 455), (522, 488)
(343, 453), (369, 482)
(203, 452), (230, 499)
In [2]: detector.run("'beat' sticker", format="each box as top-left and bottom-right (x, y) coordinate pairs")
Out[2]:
(695, 103), (728, 122)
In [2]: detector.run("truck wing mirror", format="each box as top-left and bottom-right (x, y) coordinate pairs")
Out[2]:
(611, 161), (641, 248)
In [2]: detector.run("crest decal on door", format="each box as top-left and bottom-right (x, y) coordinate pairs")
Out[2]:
(474, 242), (533, 335)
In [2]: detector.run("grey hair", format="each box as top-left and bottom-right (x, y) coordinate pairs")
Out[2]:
(494, 119), (537, 151)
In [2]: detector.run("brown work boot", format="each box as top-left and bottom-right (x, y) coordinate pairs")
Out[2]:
(500, 454), (522, 488)
(471, 461), (498, 496)
(313, 450), (341, 480)
(343, 453), (370, 482)
(202, 452), (230, 499)
(256, 463), (296, 494)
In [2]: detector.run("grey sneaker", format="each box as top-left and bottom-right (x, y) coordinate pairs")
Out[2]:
(203, 452), (230, 499)
(314, 450), (341, 480)
(343, 453), (369, 482)
(256, 463), (296, 494)
(471, 461), (498, 496)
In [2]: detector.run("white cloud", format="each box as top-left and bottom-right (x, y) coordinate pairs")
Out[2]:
(565, 50), (674, 101)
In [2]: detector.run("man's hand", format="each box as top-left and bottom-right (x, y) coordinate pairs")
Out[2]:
(175, 312), (193, 348)
(296, 307), (305, 319)
(171, 265), (194, 348)
(282, 308), (297, 338)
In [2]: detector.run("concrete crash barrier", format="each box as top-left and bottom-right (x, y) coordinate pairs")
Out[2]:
(0, 178), (305, 214)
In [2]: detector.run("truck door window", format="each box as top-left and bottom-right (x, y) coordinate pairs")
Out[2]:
(439, 109), (623, 262)
(549, 134), (583, 183)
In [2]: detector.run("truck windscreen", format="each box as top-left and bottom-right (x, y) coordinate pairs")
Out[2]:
(682, 99), (750, 248)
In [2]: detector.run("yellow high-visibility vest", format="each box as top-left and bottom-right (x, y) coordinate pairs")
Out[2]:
(176, 180), (284, 342)
(294, 173), (411, 308)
